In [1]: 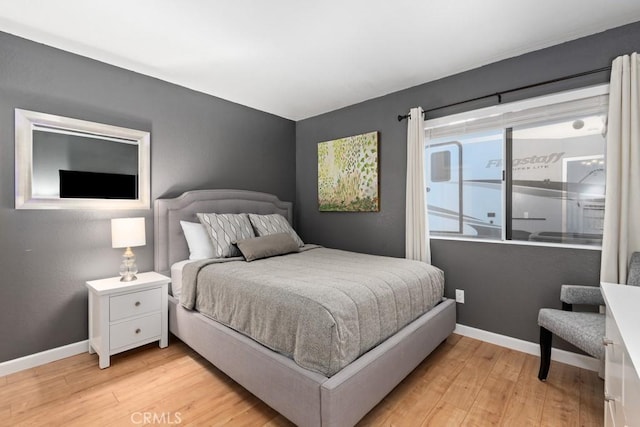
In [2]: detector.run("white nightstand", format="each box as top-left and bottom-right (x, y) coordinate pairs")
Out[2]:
(86, 271), (170, 368)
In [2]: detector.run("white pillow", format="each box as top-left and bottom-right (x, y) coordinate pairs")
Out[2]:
(180, 221), (216, 260)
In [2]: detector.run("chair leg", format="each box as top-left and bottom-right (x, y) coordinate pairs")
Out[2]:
(538, 326), (552, 381)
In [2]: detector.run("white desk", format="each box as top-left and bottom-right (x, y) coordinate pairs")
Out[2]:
(602, 282), (640, 426)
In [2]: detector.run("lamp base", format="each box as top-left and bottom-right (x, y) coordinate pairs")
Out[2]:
(119, 247), (139, 282)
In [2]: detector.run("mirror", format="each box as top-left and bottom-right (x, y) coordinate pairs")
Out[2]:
(15, 109), (150, 209)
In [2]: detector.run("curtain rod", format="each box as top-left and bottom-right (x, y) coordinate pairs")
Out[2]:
(397, 65), (611, 122)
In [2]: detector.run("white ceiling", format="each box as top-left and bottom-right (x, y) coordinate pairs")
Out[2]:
(0, 1), (639, 121)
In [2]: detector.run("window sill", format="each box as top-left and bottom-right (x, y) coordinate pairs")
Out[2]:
(429, 235), (602, 251)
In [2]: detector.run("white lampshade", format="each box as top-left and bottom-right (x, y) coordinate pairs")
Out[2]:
(111, 217), (146, 248)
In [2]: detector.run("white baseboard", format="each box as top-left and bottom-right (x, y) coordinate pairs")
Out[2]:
(454, 324), (600, 372)
(0, 326), (599, 377)
(0, 340), (89, 377)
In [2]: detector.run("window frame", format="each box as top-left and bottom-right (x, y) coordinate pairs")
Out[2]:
(423, 84), (609, 250)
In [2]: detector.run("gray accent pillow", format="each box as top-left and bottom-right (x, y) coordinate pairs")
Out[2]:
(235, 233), (299, 262)
(248, 213), (304, 247)
(197, 213), (255, 258)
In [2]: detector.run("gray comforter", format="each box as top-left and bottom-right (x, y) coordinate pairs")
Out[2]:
(180, 247), (444, 377)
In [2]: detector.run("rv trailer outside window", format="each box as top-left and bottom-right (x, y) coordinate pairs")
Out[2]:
(423, 85), (608, 248)
(425, 130), (503, 239)
(510, 114), (605, 245)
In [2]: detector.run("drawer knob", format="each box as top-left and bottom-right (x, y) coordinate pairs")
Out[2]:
(135, 328), (141, 334)
(603, 337), (614, 346)
(135, 301), (141, 307)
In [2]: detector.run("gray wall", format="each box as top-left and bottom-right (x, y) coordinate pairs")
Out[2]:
(296, 21), (640, 347)
(0, 32), (295, 363)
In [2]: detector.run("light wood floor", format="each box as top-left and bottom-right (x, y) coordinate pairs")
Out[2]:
(0, 334), (603, 426)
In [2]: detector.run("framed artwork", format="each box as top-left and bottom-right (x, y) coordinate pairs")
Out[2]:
(317, 131), (379, 212)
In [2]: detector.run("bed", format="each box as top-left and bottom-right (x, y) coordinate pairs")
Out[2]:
(154, 189), (456, 427)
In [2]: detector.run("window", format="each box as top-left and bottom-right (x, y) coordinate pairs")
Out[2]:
(424, 85), (608, 247)
(426, 130), (503, 238)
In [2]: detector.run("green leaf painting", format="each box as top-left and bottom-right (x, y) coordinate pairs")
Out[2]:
(318, 131), (379, 212)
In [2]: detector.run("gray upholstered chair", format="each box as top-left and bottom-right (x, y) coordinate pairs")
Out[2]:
(537, 252), (640, 381)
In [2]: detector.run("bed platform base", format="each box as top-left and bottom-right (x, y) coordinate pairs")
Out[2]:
(169, 295), (455, 427)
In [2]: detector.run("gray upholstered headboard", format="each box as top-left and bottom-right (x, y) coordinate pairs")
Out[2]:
(154, 189), (293, 274)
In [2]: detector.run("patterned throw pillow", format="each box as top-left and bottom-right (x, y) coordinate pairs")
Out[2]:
(248, 213), (304, 247)
(197, 213), (255, 258)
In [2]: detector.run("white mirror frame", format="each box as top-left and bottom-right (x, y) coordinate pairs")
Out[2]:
(15, 109), (151, 210)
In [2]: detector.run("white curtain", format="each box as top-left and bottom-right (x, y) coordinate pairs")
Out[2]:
(405, 107), (431, 263)
(601, 52), (640, 284)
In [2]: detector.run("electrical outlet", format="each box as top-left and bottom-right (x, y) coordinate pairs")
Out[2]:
(455, 289), (465, 304)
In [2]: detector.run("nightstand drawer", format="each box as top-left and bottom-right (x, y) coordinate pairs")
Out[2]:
(110, 287), (162, 321)
(110, 313), (162, 350)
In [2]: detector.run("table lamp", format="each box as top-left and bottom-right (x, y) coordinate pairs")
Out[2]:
(111, 217), (146, 282)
